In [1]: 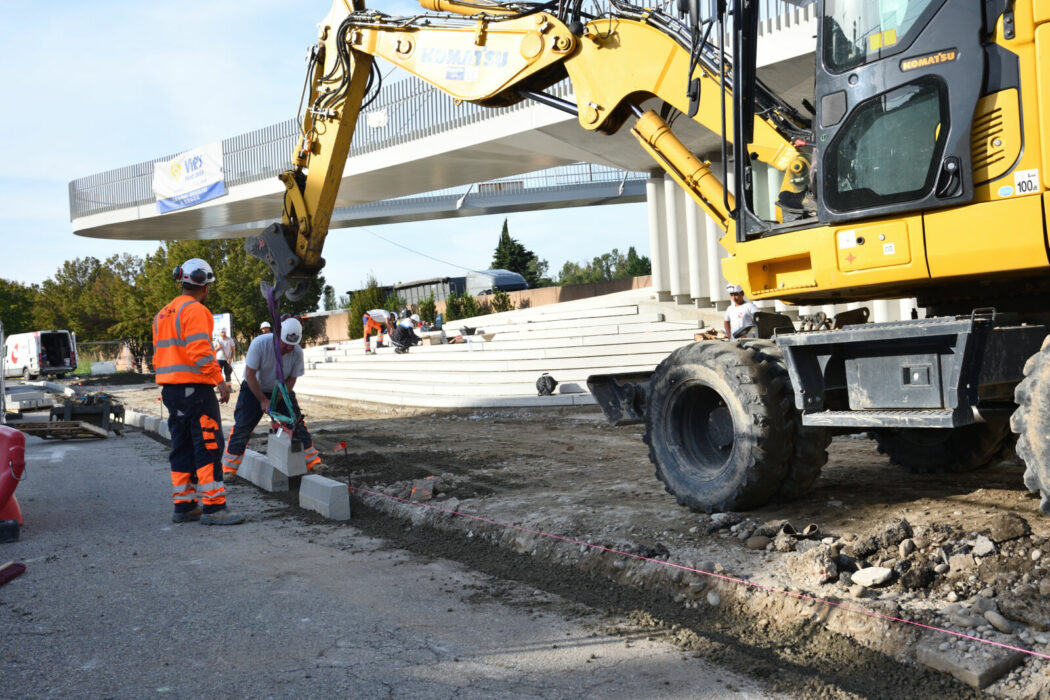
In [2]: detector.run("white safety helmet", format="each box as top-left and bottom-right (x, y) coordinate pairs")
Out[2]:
(173, 258), (216, 286)
(280, 317), (302, 346)
(410, 314), (420, 325)
(260, 321), (272, 330)
(726, 283), (744, 294)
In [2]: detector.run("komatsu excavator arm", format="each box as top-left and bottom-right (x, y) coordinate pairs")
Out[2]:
(248, 0), (811, 299)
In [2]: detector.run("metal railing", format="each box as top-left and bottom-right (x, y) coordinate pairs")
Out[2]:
(67, 75), (574, 221)
(67, 0), (810, 221)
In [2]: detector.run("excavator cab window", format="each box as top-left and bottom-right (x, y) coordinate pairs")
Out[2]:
(823, 0), (941, 72)
(823, 79), (947, 212)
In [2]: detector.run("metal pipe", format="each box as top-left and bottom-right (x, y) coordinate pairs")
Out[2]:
(518, 89), (579, 116)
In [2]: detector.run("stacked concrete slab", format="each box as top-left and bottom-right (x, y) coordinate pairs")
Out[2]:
(295, 288), (709, 408)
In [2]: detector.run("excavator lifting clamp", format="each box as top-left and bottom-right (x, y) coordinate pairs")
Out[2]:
(245, 223), (314, 301)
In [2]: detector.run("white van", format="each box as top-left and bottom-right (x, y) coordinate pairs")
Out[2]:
(3, 330), (78, 380)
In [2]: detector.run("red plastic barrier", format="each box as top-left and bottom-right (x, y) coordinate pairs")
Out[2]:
(0, 425), (26, 525)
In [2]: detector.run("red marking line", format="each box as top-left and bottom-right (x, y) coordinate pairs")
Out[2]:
(355, 485), (1050, 661)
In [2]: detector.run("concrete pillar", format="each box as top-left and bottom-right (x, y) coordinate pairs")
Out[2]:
(899, 297), (918, 320)
(646, 174), (671, 301)
(663, 175), (690, 304)
(684, 195), (707, 304)
(704, 215), (728, 309)
(872, 299), (891, 323)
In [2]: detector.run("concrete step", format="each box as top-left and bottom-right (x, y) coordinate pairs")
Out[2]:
(296, 376), (585, 397)
(306, 342), (690, 367)
(297, 384), (595, 408)
(472, 312), (663, 336)
(295, 361), (659, 389)
(294, 286), (710, 408)
(306, 325), (698, 360)
(448, 304), (641, 329)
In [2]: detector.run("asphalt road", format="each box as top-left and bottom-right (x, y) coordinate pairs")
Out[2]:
(1, 428), (782, 698)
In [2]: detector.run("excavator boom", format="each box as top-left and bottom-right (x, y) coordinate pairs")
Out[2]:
(247, 0), (810, 299)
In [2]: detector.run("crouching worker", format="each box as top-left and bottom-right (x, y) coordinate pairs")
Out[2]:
(392, 313), (422, 354)
(362, 308), (396, 354)
(221, 317), (322, 478)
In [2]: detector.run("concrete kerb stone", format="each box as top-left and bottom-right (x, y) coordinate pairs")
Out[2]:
(236, 449), (288, 492)
(299, 474), (351, 520)
(267, 431), (307, 477)
(125, 411), (144, 429)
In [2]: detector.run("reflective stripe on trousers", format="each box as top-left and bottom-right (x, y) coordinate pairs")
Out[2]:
(161, 384), (227, 513)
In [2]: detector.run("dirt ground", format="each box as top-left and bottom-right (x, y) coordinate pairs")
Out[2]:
(91, 377), (1050, 697)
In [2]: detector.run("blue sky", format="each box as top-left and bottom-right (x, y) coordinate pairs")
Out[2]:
(0, 1), (647, 299)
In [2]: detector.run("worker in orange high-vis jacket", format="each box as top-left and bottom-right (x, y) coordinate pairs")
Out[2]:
(153, 258), (244, 526)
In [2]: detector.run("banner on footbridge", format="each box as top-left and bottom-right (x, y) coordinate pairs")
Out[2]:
(152, 142), (226, 213)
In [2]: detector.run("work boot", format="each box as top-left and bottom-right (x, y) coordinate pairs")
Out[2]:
(222, 469), (238, 481)
(200, 509), (246, 526)
(172, 506), (202, 523)
(364, 348), (376, 355)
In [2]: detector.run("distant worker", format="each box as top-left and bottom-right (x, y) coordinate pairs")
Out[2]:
(724, 284), (760, 339)
(221, 317), (322, 477)
(213, 328), (236, 383)
(362, 308), (396, 355)
(153, 258), (243, 526)
(259, 321), (272, 334)
(392, 314), (422, 354)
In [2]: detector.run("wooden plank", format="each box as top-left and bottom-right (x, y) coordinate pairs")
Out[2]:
(16, 421), (109, 440)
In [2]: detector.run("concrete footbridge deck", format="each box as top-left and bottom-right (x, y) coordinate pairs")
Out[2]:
(68, 3), (819, 249)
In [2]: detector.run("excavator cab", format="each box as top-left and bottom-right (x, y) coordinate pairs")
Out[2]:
(723, 0), (988, 240)
(813, 0), (986, 223)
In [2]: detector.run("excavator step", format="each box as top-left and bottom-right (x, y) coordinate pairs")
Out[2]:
(802, 409), (956, 429)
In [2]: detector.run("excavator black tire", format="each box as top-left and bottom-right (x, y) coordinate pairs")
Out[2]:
(1011, 337), (1050, 513)
(643, 340), (792, 513)
(871, 423), (1013, 474)
(738, 338), (831, 500)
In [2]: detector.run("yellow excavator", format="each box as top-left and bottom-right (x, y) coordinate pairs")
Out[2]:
(248, 0), (1050, 515)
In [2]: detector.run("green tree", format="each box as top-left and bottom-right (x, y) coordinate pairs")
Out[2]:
(34, 257), (124, 339)
(491, 219), (547, 288)
(617, 246), (652, 278)
(418, 295), (437, 324)
(491, 289), (514, 313)
(104, 253), (154, 364)
(556, 247), (651, 286)
(322, 285), (337, 311)
(444, 292), (482, 322)
(0, 278), (38, 334)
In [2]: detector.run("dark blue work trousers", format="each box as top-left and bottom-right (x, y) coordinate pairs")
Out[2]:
(225, 382), (314, 457)
(161, 384), (226, 514)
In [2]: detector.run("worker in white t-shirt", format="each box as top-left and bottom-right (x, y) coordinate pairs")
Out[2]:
(213, 329), (236, 383)
(723, 284), (760, 338)
(362, 308), (396, 354)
